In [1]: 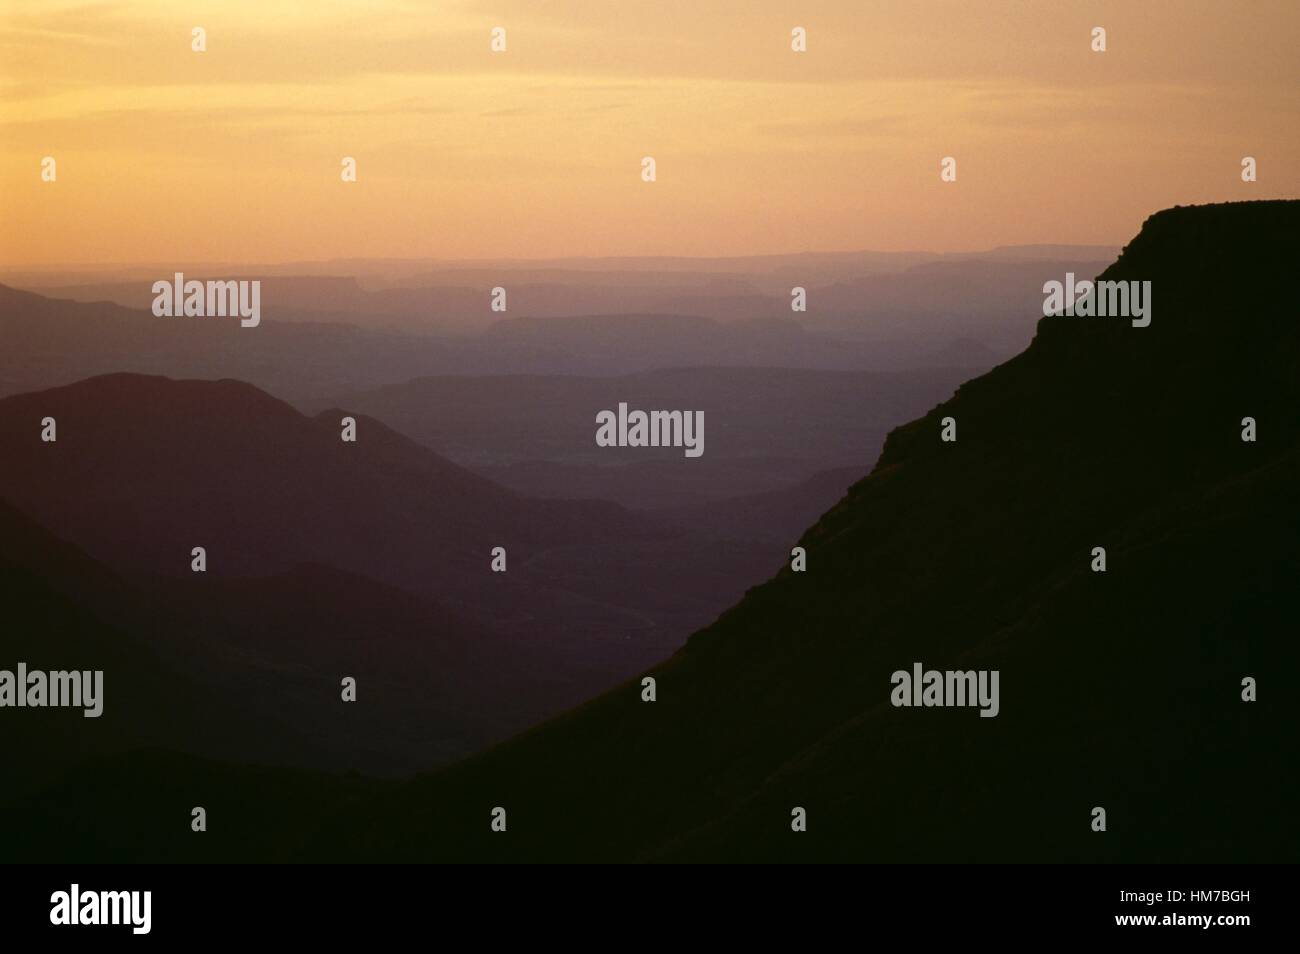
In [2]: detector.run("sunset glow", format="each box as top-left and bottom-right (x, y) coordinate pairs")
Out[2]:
(2, 0), (1297, 265)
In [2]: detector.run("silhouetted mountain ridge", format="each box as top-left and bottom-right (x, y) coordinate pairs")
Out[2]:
(0, 372), (636, 591)
(293, 200), (1299, 862)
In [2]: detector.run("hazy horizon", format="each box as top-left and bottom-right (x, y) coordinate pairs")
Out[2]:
(0, 241), (1123, 280)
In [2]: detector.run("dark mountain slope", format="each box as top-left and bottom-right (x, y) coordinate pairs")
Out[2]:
(140, 563), (577, 775)
(1, 748), (384, 863)
(294, 200), (1300, 862)
(0, 373), (638, 605)
(0, 497), (571, 788)
(0, 499), (273, 797)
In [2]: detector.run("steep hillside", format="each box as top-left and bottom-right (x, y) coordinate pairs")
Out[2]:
(298, 200), (1300, 862)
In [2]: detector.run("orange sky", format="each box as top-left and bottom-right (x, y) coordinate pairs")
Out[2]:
(2, 0), (1297, 265)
